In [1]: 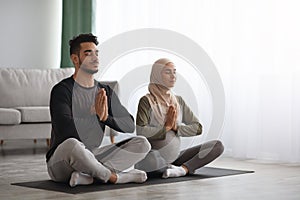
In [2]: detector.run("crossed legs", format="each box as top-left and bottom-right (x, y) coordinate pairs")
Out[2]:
(135, 140), (224, 178)
(165, 140), (224, 177)
(47, 136), (151, 187)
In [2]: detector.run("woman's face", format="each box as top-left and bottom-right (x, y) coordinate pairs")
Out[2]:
(161, 62), (176, 88)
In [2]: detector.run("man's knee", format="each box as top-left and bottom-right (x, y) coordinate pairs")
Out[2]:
(131, 136), (151, 153)
(57, 138), (84, 153)
(62, 138), (81, 146)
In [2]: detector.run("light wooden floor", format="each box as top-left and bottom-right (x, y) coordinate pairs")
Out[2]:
(1, 139), (300, 200)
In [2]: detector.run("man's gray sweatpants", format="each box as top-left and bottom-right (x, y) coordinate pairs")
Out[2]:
(47, 136), (151, 183)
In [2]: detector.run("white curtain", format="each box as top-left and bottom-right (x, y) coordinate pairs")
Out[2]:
(96, 0), (300, 163)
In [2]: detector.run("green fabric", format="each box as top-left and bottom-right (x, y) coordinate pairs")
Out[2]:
(60, 0), (96, 68)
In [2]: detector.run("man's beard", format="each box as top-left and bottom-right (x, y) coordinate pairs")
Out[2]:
(79, 58), (99, 74)
(81, 67), (98, 74)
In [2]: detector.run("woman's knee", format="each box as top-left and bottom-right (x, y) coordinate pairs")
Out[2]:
(135, 150), (167, 172)
(212, 140), (224, 156)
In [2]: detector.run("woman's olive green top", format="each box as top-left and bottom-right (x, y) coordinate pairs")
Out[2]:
(136, 95), (202, 163)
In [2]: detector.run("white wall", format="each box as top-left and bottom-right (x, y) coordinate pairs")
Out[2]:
(0, 0), (62, 69)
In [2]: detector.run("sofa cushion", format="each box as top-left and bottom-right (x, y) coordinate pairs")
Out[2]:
(16, 106), (50, 123)
(0, 108), (21, 125)
(0, 68), (74, 108)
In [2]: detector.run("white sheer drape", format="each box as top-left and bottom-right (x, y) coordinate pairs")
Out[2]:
(96, 0), (300, 162)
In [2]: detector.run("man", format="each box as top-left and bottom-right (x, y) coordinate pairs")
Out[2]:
(46, 33), (151, 187)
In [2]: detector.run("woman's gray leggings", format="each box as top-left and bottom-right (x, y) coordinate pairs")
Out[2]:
(135, 140), (224, 174)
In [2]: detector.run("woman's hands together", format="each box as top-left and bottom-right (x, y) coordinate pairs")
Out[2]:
(164, 105), (178, 132)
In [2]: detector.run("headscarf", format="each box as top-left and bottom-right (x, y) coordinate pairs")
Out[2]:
(146, 58), (180, 125)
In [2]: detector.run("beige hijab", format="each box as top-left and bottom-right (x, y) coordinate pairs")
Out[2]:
(146, 58), (180, 125)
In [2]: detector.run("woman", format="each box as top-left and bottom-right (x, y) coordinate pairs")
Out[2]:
(135, 58), (224, 178)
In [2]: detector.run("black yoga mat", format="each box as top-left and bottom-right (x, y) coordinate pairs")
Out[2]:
(11, 167), (254, 194)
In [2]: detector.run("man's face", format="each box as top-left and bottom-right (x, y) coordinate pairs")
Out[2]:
(77, 42), (99, 74)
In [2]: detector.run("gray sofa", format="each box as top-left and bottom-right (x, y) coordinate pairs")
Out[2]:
(0, 68), (119, 146)
(0, 68), (75, 145)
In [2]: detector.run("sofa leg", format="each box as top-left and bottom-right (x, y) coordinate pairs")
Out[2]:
(46, 139), (50, 147)
(0, 140), (3, 145)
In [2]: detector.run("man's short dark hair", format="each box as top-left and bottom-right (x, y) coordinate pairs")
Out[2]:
(69, 33), (99, 55)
